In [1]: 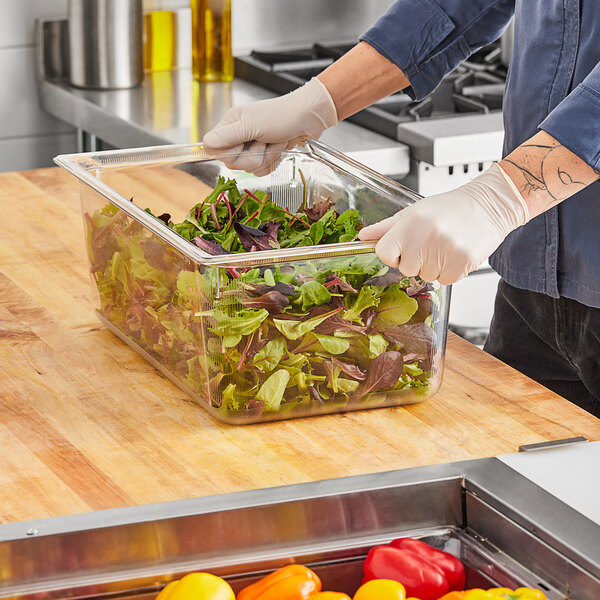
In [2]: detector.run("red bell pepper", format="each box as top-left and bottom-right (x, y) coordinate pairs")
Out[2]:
(362, 537), (465, 600)
(390, 538), (465, 591)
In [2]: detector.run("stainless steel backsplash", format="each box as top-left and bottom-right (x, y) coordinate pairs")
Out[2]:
(231, 0), (396, 54)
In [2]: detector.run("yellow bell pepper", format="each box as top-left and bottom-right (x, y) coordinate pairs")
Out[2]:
(438, 588), (546, 600)
(155, 573), (235, 600)
(312, 593), (352, 599)
(353, 579), (406, 600)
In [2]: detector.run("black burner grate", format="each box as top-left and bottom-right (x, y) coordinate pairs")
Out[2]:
(235, 42), (507, 141)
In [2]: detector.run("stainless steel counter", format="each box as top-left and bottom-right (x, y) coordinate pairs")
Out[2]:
(36, 19), (409, 178)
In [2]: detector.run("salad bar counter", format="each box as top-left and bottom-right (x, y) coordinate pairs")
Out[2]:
(0, 458), (598, 599)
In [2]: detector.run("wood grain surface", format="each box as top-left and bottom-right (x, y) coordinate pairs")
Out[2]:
(0, 167), (598, 524)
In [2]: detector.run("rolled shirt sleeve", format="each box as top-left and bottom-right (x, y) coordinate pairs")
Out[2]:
(540, 62), (600, 172)
(360, 0), (515, 100)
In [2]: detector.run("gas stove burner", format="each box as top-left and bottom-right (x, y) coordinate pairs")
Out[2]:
(454, 70), (505, 112)
(250, 43), (354, 72)
(373, 95), (433, 120)
(461, 44), (507, 76)
(312, 43), (355, 61)
(235, 40), (507, 141)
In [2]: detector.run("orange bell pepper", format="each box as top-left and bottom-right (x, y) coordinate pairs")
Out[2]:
(353, 579), (407, 600)
(155, 573), (234, 600)
(237, 565), (321, 600)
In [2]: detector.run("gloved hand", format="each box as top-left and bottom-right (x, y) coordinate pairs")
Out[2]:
(202, 77), (338, 176)
(359, 163), (530, 284)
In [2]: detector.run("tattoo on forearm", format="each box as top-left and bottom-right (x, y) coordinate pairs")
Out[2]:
(502, 139), (599, 212)
(499, 131), (600, 219)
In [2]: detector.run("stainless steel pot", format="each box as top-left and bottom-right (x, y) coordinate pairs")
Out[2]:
(68, 0), (143, 89)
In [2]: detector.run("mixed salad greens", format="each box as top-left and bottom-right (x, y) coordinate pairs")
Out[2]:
(86, 176), (440, 422)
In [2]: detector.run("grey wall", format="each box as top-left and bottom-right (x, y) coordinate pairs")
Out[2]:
(0, 0), (77, 172)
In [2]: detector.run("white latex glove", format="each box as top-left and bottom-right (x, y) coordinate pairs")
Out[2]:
(359, 163), (530, 285)
(202, 77), (338, 176)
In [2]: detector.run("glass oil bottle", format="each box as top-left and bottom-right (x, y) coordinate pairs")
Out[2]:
(191, 0), (233, 81)
(144, 9), (176, 72)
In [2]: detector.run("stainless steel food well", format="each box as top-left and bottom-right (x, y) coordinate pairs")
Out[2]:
(0, 457), (598, 599)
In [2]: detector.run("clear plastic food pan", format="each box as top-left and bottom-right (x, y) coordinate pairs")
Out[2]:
(55, 141), (450, 424)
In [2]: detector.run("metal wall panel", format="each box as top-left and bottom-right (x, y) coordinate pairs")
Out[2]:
(0, 46), (74, 139)
(0, 0), (72, 170)
(0, 0), (67, 48)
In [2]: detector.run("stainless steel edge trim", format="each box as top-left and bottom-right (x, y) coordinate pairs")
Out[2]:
(0, 462), (471, 542)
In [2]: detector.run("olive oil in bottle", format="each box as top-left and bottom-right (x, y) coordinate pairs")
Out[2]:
(144, 10), (176, 72)
(191, 0), (233, 81)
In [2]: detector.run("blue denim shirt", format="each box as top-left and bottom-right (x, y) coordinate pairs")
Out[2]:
(361, 0), (600, 308)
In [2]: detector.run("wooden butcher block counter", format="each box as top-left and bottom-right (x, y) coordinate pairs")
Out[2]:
(0, 167), (599, 525)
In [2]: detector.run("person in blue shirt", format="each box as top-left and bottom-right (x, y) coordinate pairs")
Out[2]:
(203, 0), (600, 416)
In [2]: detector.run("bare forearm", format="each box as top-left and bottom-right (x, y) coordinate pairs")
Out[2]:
(317, 41), (410, 121)
(500, 130), (600, 219)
